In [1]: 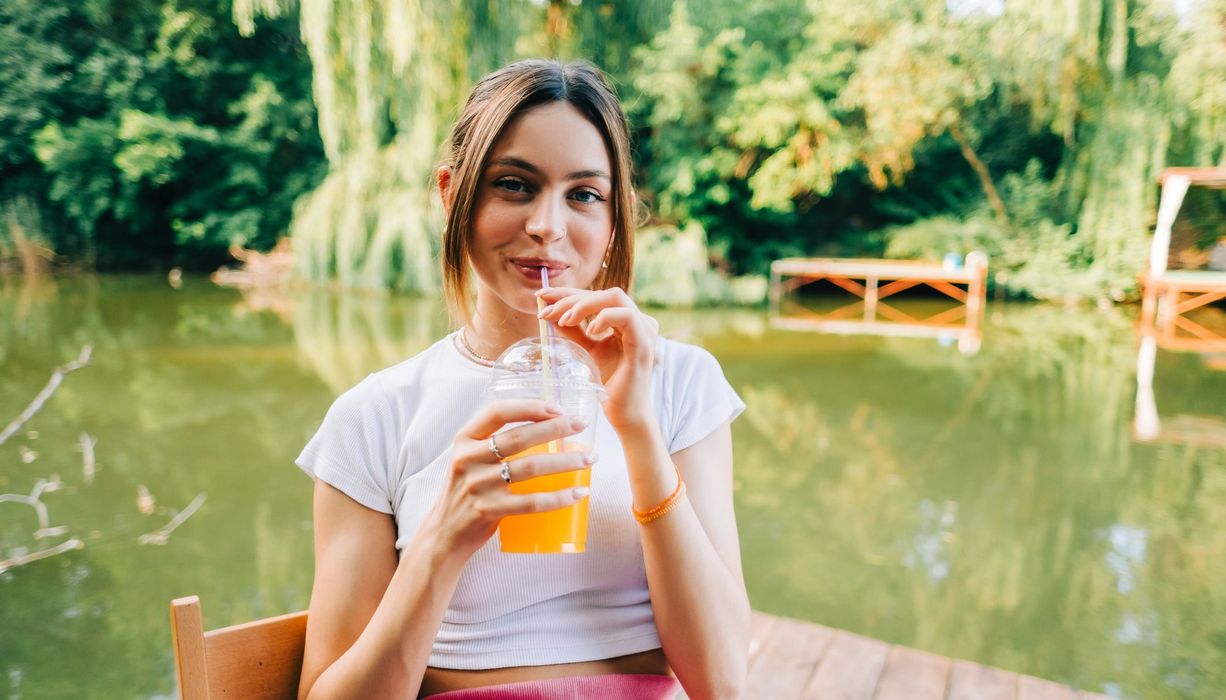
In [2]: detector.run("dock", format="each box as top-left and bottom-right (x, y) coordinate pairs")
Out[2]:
(1139, 270), (1226, 351)
(1134, 319), (1226, 448)
(768, 257), (989, 355)
(1139, 167), (1226, 350)
(172, 597), (1115, 699)
(739, 611), (1110, 700)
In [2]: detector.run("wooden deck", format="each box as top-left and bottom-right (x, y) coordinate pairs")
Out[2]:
(768, 257), (989, 355)
(769, 257), (989, 310)
(741, 611), (1110, 700)
(1134, 325), (1226, 447)
(1139, 270), (1226, 352)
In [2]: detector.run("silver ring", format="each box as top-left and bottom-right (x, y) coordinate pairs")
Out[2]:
(500, 461), (512, 484)
(488, 434), (507, 461)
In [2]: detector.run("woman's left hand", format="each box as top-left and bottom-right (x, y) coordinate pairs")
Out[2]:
(536, 286), (658, 430)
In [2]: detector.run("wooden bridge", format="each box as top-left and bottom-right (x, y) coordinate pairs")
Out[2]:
(739, 611), (1110, 700)
(1139, 167), (1226, 350)
(768, 256), (989, 355)
(172, 596), (1113, 699)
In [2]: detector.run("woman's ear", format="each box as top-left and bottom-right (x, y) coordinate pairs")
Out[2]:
(437, 165), (454, 216)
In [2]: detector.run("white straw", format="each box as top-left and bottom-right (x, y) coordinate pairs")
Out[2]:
(537, 268), (556, 405)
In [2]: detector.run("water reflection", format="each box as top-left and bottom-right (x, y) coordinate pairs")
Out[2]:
(290, 287), (450, 393)
(712, 303), (1226, 697)
(1, 276), (322, 698)
(0, 277), (1223, 699)
(771, 296), (984, 355)
(1135, 327), (1226, 449)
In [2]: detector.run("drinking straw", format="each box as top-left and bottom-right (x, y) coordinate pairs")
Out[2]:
(537, 268), (562, 455)
(537, 267), (556, 405)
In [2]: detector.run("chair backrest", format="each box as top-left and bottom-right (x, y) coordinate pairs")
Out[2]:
(170, 595), (308, 700)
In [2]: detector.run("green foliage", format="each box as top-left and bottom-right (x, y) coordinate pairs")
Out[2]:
(241, 0), (555, 291)
(883, 215), (1005, 263)
(627, 0), (1026, 278)
(241, 0), (685, 293)
(0, 0), (70, 172)
(1175, 186), (1226, 253)
(633, 222), (767, 307)
(2, 0), (325, 269)
(5, 0), (1225, 303)
(628, 0), (1226, 301)
(883, 160), (1104, 301)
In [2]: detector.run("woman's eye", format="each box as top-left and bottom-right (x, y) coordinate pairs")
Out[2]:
(494, 177), (528, 193)
(572, 190), (605, 204)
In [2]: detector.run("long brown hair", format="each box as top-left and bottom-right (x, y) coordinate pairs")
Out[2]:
(440, 60), (637, 324)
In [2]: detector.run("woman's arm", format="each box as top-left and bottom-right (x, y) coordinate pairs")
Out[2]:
(620, 420), (749, 700)
(299, 481), (465, 700)
(537, 287), (749, 699)
(299, 401), (593, 700)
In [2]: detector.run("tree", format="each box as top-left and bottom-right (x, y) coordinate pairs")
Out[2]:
(1, 0), (325, 269)
(629, 0), (1226, 300)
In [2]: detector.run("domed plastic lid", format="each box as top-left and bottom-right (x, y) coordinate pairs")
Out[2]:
(487, 336), (606, 399)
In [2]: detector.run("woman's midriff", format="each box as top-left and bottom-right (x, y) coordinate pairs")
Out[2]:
(418, 648), (671, 697)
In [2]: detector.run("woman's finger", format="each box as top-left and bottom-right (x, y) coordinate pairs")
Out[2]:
(491, 414), (590, 459)
(587, 304), (658, 337)
(550, 321), (598, 352)
(536, 289), (590, 322)
(535, 286), (587, 303)
(585, 307), (641, 340)
(461, 399), (561, 441)
(482, 487), (591, 519)
(552, 289), (636, 328)
(504, 449), (596, 484)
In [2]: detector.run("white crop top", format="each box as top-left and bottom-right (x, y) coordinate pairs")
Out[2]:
(296, 331), (745, 669)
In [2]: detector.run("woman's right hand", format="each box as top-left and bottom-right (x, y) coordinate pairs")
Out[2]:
(421, 399), (595, 558)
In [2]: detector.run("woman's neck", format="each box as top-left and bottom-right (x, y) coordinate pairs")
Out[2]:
(464, 295), (541, 361)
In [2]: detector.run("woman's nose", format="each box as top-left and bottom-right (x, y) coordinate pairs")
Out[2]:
(525, 193), (566, 242)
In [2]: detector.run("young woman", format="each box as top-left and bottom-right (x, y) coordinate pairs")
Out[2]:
(296, 60), (749, 700)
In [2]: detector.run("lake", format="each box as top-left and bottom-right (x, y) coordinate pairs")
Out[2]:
(1, 275), (1223, 699)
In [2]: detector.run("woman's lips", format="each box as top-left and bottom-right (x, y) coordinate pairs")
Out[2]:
(509, 259), (567, 280)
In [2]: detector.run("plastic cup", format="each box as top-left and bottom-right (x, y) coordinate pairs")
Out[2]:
(485, 336), (605, 554)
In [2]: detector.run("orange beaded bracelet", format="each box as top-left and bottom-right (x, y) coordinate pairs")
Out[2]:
(632, 466), (686, 525)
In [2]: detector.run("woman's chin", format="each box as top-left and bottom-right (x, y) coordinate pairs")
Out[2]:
(495, 289), (544, 318)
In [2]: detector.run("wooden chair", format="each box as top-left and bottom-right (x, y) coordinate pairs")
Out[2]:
(170, 595), (308, 699)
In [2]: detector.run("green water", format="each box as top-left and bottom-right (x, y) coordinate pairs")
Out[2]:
(1, 275), (1224, 699)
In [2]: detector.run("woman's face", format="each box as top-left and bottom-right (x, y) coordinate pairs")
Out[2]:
(466, 101), (614, 317)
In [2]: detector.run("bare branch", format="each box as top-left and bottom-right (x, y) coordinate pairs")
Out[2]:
(139, 492), (207, 545)
(0, 345), (93, 446)
(0, 477), (65, 532)
(949, 123), (1009, 225)
(79, 432), (97, 484)
(0, 539), (84, 574)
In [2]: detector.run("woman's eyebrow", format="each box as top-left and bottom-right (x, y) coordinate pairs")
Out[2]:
(489, 156), (610, 182)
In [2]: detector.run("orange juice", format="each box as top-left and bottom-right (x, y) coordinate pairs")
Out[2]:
(498, 440), (591, 554)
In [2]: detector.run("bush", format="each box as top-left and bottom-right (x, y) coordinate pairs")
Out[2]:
(633, 222), (767, 307)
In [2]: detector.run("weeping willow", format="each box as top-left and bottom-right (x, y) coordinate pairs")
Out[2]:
(234, 0), (673, 293)
(231, 0), (681, 292)
(234, 0), (543, 291)
(989, 0), (1226, 298)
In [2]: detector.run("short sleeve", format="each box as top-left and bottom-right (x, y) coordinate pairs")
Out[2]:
(296, 374), (399, 514)
(663, 341), (746, 454)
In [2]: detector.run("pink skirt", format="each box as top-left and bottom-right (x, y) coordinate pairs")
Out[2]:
(425, 673), (681, 699)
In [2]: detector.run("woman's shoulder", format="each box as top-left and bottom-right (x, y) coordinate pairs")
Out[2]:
(656, 335), (725, 377)
(335, 332), (479, 407)
(370, 331), (481, 387)
(652, 335), (744, 453)
(652, 335), (731, 409)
